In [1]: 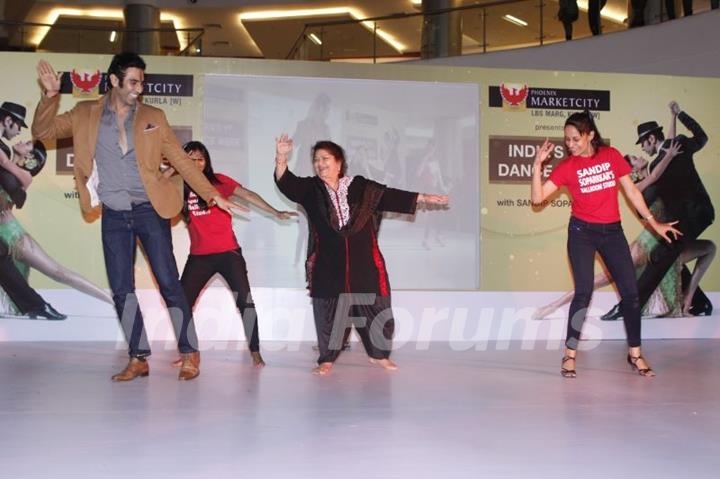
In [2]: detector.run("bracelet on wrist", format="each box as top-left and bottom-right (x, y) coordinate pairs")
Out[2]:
(645, 214), (655, 222)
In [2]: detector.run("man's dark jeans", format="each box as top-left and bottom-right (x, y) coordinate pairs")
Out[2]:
(102, 202), (198, 357)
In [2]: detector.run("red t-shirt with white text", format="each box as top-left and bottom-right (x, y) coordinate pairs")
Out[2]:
(187, 173), (240, 255)
(548, 146), (631, 224)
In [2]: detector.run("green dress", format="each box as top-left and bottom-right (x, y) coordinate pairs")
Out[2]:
(632, 200), (682, 317)
(0, 192), (29, 314)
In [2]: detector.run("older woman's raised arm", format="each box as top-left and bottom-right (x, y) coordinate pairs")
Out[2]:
(275, 133), (292, 181)
(274, 133), (312, 203)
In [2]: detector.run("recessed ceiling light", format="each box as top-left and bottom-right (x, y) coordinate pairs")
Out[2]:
(239, 7), (350, 21)
(34, 7), (188, 50)
(502, 15), (528, 27)
(308, 33), (322, 45)
(237, 7), (406, 52)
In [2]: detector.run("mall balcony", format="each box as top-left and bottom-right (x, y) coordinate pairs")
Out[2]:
(0, 0), (717, 77)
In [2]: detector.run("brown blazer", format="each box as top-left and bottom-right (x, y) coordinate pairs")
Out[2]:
(31, 94), (218, 219)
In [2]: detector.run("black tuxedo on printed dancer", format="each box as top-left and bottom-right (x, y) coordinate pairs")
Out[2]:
(636, 111), (713, 309)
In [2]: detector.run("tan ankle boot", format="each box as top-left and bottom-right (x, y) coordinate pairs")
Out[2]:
(111, 357), (149, 381)
(178, 351), (200, 381)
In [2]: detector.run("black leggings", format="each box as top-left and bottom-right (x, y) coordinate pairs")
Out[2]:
(566, 217), (641, 349)
(181, 248), (259, 352)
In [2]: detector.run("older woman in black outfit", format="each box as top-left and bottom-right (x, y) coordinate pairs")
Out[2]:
(274, 133), (449, 375)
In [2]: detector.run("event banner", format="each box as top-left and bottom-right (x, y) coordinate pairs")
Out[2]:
(481, 76), (719, 295)
(0, 52), (717, 319)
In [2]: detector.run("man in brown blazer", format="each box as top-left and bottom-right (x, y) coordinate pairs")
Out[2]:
(32, 52), (242, 381)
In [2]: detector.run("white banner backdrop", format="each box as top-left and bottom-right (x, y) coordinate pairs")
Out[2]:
(202, 74), (480, 290)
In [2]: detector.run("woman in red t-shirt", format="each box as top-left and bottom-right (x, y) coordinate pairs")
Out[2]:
(531, 111), (681, 378)
(173, 141), (296, 368)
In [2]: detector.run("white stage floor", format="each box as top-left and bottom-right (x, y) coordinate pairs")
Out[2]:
(2, 340), (719, 478)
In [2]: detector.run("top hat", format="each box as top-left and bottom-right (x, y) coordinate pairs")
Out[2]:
(0, 102), (28, 128)
(635, 121), (663, 144)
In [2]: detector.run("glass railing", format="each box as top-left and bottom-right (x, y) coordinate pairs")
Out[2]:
(287, 0), (717, 62)
(0, 20), (204, 56)
(0, 1), (715, 59)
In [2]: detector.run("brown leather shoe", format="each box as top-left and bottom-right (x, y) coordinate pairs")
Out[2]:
(111, 357), (149, 381)
(178, 351), (200, 381)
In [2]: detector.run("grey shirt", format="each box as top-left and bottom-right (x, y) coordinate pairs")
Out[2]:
(95, 98), (149, 210)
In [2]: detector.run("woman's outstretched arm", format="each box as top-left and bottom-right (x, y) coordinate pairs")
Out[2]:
(531, 140), (559, 204)
(635, 140), (682, 192)
(620, 175), (682, 243)
(232, 185), (297, 220)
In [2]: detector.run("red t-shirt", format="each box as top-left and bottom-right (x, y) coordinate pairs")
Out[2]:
(187, 173), (240, 255)
(548, 146), (631, 224)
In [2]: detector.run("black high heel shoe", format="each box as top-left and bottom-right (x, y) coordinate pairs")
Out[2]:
(689, 300), (713, 317)
(561, 356), (577, 378)
(627, 354), (655, 377)
(600, 304), (623, 321)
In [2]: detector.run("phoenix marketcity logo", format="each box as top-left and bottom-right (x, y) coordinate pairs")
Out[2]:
(500, 83), (529, 108)
(60, 71), (194, 98)
(489, 84), (611, 112)
(70, 69), (102, 95)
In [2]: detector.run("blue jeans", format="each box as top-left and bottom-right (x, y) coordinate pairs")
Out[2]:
(566, 217), (641, 349)
(102, 202), (198, 357)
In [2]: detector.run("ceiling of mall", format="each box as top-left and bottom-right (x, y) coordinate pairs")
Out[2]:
(6, 0), (630, 60)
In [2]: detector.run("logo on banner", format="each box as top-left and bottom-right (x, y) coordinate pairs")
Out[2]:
(59, 72), (194, 101)
(489, 85), (611, 112)
(70, 69), (102, 97)
(500, 83), (529, 110)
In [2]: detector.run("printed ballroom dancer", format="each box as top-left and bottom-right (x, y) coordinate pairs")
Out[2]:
(531, 110), (681, 378)
(416, 139), (450, 249)
(533, 141), (715, 319)
(602, 101), (714, 322)
(166, 141), (296, 369)
(0, 140), (112, 317)
(381, 128), (404, 187)
(0, 235), (65, 320)
(0, 102), (30, 208)
(0, 126), (63, 320)
(291, 94), (332, 265)
(274, 134), (449, 376)
(32, 54), (241, 382)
